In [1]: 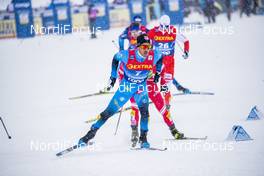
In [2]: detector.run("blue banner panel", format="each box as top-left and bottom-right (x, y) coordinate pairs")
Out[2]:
(89, 0), (110, 30)
(13, 0), (35, 38)
(51, 0), (72, 34)
(128, 0), (147, 25)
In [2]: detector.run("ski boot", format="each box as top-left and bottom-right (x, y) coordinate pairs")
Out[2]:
(90, 33), (97, 39)
(139, 131), (150, 148)
(170, 125), (184, 139)
(131, 125), (139, 148)
(78, 127), (98, 147)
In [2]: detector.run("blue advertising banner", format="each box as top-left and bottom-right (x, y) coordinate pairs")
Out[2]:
(13, 0), (35, 38)
(128, 0), (147, 25)
(51, 0), (72, 34)
(89, 0), (110, 30)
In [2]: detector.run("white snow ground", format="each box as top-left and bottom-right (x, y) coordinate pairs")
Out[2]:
(0, 13), (264, 176)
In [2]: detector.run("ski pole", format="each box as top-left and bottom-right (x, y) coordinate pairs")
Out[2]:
(175, 40), (184, 53)
(173, 91), (215, 96)
(111, 39), (123, 135)
(69, 91), (114, 100)
(0, 117), (12, 139)
(114, 107), (123, 135)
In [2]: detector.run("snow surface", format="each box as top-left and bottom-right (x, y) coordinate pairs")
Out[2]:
(0, 13), (264, 176)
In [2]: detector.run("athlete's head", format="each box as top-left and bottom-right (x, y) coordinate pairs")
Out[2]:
(130, 23), (141, 38)
(137, 34), (152, 57)
(133, 15), (142, 25)
(159, 14), (170, 30)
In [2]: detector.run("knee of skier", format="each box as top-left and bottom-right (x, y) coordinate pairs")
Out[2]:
(139, 106), (149, 131)
(100, 109), (116, 120)
(139, 105), (149, 119)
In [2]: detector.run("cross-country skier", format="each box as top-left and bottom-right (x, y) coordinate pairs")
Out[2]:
(115, 23), (144, 143)
(148, 14), (190, 109)
(78, 34), (163, 148)
(116, 18), (189, 146)
(115, 16), (190, 146)
(116, 58), (188, 146)
(118, 15), (148, 51)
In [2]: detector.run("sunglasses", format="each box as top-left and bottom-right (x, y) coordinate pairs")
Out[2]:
(139, 44), (152, 50)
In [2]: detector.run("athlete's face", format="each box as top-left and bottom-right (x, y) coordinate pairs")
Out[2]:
(138, 43), (151, 57)
(130, 30), (141, 38)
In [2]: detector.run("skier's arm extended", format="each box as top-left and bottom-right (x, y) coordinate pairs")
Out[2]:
(173, 78), (191, 94)
(176, 33), (190, 59)
(153, 50), (163, 83)
(172, 78), (181, 88)
(154, 50), (163, 73)
(177, 33), (189, 52)
(104, 50), (128, 91)
(118, 27), (129, 51)
(110, 50), (129, 79)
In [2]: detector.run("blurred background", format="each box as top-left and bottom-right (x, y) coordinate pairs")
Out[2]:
(0, 1), (264, 175)
(0, 0), (263, 39)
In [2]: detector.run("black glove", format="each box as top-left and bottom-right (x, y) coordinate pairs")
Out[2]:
(106, 77), (116, 91)
(153, 72), (160, 83)
(160, 84), (169, 93)
(177, 85), (191, 94)
(182, 51), (189, 59)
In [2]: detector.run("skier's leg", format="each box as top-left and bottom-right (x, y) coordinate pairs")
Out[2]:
(148, 81), (184, 139)
(130, 97), (140, 127)
(92, 91), (131, 129)
(134, 85), (150, 148)
(129, 96), (140, 146)
(79, 80), (136, 144)
(160, 55), (174, 109)
(148, 81), (174, 127)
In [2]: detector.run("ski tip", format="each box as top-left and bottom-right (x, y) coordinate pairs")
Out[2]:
(131, 147), (167, 151)
(56, 152), (63, 157)
(68, 97), (79, 100)
(164, 136), (208, 141)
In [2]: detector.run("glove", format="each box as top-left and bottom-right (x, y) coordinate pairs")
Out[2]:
(177, 85), (191, 94)
(182, 51), (189, 59)
(153, 72), (160, 83)
(160, 84), (169, 93)
(182, 88), (191, 94)
(105, 77), (116, 91)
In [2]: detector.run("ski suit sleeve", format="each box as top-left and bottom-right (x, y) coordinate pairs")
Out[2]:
(147, 28), (155, 40)
(118, 27), (129, 51)
(111, 50), (129, 78)
(176, 33), (190, 52)
(154, 50), (163, 73)
(172, 78), (183, 89)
